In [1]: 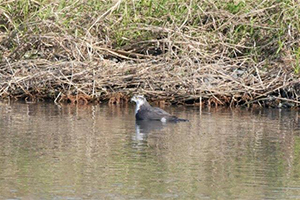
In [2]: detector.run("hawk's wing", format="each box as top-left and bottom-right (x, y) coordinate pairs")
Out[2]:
(137, 105), (171, 120)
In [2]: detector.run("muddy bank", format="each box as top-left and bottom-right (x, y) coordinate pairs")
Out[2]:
(1, 59), (299, 108)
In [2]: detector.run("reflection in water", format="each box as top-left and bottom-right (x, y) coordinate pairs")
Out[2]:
(134, 120), (166, 141)
(0, 102), (300, 199)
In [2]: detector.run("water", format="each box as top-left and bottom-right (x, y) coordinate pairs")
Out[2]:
(0, 102), (300, 199)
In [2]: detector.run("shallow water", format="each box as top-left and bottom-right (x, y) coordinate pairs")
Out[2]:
(0, 102), (300, 199)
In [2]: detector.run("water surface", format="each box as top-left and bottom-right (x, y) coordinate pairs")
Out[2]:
(0, 102), (300, 199)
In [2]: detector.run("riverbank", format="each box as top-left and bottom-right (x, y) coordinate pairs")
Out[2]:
(1, 0), (299, 107)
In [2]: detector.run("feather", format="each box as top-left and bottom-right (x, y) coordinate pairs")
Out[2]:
(131, 95), (188, 122)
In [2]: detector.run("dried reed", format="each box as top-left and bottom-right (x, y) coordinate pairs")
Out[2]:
(0, 0), (299, 107)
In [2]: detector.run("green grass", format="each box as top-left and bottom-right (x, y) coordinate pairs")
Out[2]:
(0, 0), (299, 67)
(294, 47), (300, 74)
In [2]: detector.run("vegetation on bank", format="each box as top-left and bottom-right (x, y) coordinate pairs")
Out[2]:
(0, 0), (299, 107)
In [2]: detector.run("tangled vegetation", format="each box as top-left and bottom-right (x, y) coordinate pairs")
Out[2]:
(0, 0), (299, 107)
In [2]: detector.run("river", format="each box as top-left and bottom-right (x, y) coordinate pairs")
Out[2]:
(0, 102), (300, 199)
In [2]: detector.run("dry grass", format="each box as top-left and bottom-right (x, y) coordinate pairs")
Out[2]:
(0, 0), (299, 107)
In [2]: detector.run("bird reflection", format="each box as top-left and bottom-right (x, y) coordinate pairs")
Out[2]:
(133, 120), (166, 141)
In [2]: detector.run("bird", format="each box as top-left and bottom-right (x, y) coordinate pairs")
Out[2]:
(131, 94), (188, 122)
